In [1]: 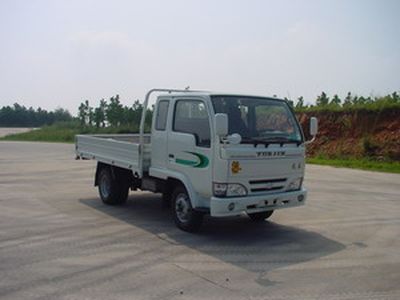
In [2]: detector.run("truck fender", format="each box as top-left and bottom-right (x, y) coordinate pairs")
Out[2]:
(94, 162), (108, 186)
(95, 162), (136, 189)
(163, 172), (199, 208)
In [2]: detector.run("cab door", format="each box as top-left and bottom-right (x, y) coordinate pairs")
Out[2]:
(167, 98), (213, 198)
(150, 99), (170, 172)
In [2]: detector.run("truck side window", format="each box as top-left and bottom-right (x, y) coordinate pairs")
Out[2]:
(173, 100), (211, 147)
(155, 100), (169, 131)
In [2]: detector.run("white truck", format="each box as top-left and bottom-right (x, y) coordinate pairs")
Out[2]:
(75, 88), (318, 232)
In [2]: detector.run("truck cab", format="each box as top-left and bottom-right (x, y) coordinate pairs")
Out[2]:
(76, 89), (318, 232)
(147, 91), (319, 230)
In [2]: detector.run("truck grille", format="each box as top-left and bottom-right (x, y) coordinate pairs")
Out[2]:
(249, 178), (287, 193)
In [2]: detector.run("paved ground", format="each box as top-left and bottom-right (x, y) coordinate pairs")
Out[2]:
(0, 141), (399, 300)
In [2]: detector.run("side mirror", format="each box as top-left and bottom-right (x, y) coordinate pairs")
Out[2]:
(215, 113), (228, 137)
(310, 117), (318, 136)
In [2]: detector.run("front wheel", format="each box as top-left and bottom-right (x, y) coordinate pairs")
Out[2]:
(248, 210), (274, 222)
(172, 186), (203, 232)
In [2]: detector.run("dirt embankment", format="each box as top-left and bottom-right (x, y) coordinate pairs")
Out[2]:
(297, 108), (400, 160)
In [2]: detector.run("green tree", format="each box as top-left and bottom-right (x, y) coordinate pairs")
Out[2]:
(0, 103), (71, 127)
(391, 92), (399, 103)
(284, 97), (294, 108)
(352, 95), (360, 105)
(295, 96), (304, 109)
(94, 99), (107, 128)
(78, 100), (90, 126)
(88, 106), (94, 126)
(106, 95), (124, 127)
(53, 108), (72, 122)
(343, 92), (352, 107)
(316, 92), (329, 106)
(330, 94), (341, 106)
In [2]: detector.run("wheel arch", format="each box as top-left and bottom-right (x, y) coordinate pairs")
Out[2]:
(95, 162), (135, 188)
(165, 175), (198, 208)
(95, 162), (109, 186)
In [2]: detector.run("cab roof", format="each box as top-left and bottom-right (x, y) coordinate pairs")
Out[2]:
(159, 91), (287, 102)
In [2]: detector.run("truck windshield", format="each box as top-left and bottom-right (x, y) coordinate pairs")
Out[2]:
(211, 96), (303, 145)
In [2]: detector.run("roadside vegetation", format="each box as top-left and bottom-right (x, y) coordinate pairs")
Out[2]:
(293, 91), (400, 112)
(0, 121), (145, 143)
(294, 92), (400, 174)
(1, 91), (399, 173)
(307, 156), (400, 174)
(0, 103), (72, 127)
(0, 95), (152, 142)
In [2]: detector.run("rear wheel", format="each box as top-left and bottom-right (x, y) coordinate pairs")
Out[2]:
(98, 167), (129, 205)
(248, 210), (274, 222)
(172, 185), (203, 232)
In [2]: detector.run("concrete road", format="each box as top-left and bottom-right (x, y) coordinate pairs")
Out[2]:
(0, 141), (399, 300)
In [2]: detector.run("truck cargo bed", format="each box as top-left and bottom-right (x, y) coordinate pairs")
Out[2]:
(75, 134), (151, 175)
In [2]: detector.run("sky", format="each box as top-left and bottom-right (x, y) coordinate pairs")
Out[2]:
(1, 0), (399, 114)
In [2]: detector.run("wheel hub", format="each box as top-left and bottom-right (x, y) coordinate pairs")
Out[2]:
(175, 193), (190, 223)
(100, 174), (111, 198)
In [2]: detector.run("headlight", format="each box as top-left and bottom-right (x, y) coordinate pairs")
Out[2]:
(213, 183), (228, 196)
(213, 183), (247, 197)
(287, 177), (303, 191)
(227, 184), (247, 197)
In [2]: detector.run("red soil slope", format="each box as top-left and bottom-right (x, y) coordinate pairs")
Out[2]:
(297, 108), (400, 160)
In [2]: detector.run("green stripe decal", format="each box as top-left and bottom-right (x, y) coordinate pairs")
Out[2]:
(175, 151), (209, 168)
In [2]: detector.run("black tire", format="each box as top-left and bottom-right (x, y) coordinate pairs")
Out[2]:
(171, 185), (203, 232)
(248, 210), (274, 222)
(98, 167), (129, 205)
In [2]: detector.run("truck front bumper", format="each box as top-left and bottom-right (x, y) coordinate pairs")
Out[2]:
(210, 189), (307, 217)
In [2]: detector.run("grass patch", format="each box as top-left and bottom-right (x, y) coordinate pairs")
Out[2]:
(307, 157), (400, 174)
(1, 127), (77, 143)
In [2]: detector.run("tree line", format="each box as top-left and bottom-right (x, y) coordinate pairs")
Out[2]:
(1, 91), (399, 127)
(77, 94), (153, 128)
(292, 91), (400, 111)
(76, 91), (399, 127)
(0, 103), (72, 127)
